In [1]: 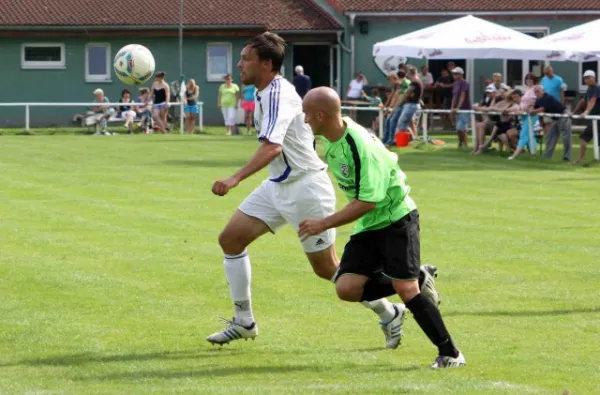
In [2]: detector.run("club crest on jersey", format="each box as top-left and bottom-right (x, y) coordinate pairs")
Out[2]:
(340, 164), (350, 178)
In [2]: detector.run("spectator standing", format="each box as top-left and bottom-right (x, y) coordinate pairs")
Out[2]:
(382, 71), (411, 146)
(435, 69), (454, 128)
(346, 71), (368, 100)
(573, 70), (600, 164)
(508, 73), (539, 160)
(218, 74), (240, 136)
(361, 88), (383, 133)
(419, 65), (434, 86)
(151, 71), (170, 133)
(117, 88), (137, 134)
(241, 83), (257, 134)
(530, 85), (572, 161)
(292, 66), (312, 99)
(541, 66), (565, 103)
(396, 66), (423, 141)
(184, 79), (200, 134)
(450, 67), (471, 148)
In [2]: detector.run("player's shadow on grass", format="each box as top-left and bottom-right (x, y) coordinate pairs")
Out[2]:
(161, 159), (248, 167)
(0, 349), (242, 368)
(446, 306), (600, 317)
(78, 363), (421, 381)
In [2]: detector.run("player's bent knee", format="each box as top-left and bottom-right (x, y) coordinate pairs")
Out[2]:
(218, 228), (247, 256)
(392, 280), (420, 303)
(335, 277), (363, 302)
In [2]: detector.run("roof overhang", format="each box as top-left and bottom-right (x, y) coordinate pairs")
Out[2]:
(345, 10), (600, 17)
(0, 24), (266, 31)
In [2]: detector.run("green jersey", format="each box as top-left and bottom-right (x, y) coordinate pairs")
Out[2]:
(322, 117), (416, 235)
(398, 78), (411, 97)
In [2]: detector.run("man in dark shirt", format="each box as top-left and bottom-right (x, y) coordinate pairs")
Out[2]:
(531, 85), (572, 161)
(573, 70), (600, 163)
(293, 65), (312, 98)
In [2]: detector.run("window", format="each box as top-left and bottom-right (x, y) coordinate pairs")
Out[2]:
(206, 43), (232, 81)
(504, 28), (549, 88)
(21, 43), (65, 69)
(579, 60), (599, 91)
(85, 43), (111, 82)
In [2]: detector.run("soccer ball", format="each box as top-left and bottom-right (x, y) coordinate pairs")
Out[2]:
(113, 44), (155, 85)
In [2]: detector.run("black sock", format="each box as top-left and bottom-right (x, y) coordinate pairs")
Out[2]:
(405, 293), (458, 358)
(359, 273), (397, 302)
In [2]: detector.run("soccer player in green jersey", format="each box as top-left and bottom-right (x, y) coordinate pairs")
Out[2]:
(299, 87), (465, 369)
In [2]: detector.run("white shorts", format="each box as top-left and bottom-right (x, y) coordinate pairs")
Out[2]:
(238, 170), (336, 253)
(221, 107), (236, 126)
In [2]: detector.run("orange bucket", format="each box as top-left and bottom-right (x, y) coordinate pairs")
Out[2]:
(395, 132), (411, 147)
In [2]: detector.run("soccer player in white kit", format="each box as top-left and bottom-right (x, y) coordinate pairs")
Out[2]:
(207, 32), (406, 347)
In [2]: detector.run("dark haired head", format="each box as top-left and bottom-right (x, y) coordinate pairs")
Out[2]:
(397, 70), (406, 78)
(155, 71), (165, 78)
(511, 89), (523, 96)
(244, 32), (286, 73)
(121, 88), (130, 96)
(524, 72), (538, 84)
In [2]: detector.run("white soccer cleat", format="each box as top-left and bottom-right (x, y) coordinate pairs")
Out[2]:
(206, 317), (258, 346)
(380, 303), (407, 349)
(430, 351), (466, 369)
(420, 265), (441, 307)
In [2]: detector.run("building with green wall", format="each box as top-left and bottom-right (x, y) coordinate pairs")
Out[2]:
(2, 0), (600, 127)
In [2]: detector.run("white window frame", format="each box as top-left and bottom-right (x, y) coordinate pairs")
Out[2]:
(503, 27), (550, 88)
(85, 43), (111, 83)
(206, 42), (232, 82)
(578, 60), (600, 92)
(21, 43), (66, 69)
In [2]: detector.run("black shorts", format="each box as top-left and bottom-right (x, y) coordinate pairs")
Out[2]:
(580, 121), (597, 143)
(336, 210), (421, 281)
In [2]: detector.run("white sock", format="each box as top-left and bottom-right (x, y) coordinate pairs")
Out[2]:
(224, 251), (254, 326)
(361, 299), (397, 323)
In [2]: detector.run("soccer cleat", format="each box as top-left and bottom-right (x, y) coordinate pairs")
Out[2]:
(430, 351), (466, 369)
(380, 303), (407, 349)
(420, 265), (441, 307)
(206, 317), (258, 345)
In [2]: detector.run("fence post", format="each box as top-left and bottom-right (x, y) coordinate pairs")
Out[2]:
(593, 119), (599, 161)
(199, 102), (204, 132)
(528, 115), (535, 155)
(470, 111), (476, 148)
(422, 109), (428, 141)
(378, 107), (384, 140)
(179, 90), (185, 135)
(25, 104), (30, 132)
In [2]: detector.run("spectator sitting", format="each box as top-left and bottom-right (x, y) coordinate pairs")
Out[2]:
(361, 88), (383, 134)
(475, 89), (520, 154)
(487, 73), (510, 99)
(472, 86), (498, 153)
(419, 65), (434, 87)
(133, 87), (153, 134)
(395, 66), (423, 142)
(530, 85), (572, 161)
(91, 88), (115, 135)
(117, 88), (137, 134)
(572, 70), (600, 164)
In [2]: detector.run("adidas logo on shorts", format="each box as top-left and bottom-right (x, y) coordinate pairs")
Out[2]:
(315, 238), (325, 246)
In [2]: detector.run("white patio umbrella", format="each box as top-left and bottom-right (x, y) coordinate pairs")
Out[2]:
(539, 19), (600, 61)
(372, 15), (567, 60)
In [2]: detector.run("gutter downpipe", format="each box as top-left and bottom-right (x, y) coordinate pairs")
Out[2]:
(349, 13), (356, 78)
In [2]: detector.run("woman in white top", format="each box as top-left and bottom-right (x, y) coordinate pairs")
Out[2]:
(345, 71), (368, 100)
(419, 65), (434, 86)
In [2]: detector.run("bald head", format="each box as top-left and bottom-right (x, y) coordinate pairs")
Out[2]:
(302, 87), (345, 138)
(304, 87), (341, 117)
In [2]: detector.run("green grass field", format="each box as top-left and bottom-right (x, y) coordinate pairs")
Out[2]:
(1, 131), (599, 394)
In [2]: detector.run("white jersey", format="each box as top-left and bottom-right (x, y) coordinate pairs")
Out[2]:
(254, 77), (326, 183)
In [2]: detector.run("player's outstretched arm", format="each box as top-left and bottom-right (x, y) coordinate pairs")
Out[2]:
(211, 140), (282, 196)
(298, 199), (375, 241)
